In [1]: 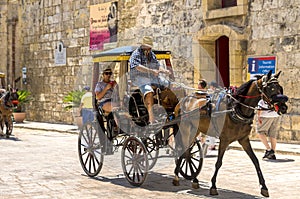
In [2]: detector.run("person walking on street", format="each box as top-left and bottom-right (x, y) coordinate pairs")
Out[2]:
(195, 79), (209, 154)
(206, 81), (219, 150)
(80, 86), (93, 125)
(256, 98), (281, 160)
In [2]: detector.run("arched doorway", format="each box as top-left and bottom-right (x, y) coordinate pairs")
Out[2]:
(215, 36), (229, 87)
(195, 25), (247, 87)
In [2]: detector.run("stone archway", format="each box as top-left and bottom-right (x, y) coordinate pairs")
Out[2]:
(193, 24), (248, 87)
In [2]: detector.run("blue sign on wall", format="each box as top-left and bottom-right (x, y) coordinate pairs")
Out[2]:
(248, 56), (276, 76)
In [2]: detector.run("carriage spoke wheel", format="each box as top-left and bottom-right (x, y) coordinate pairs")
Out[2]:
(78, 122), (104, 177)
(178, 140), (204, 180)
(142, 136), (159, 170)
(122, 137), (149, 186)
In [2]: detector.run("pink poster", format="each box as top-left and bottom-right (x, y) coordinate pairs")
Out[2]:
(90, 2), (118, 51)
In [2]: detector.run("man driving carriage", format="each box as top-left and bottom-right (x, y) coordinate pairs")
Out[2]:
(129, 36), (170, 125)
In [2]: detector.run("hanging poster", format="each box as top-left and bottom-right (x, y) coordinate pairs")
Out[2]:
(90, 2), (118, 51)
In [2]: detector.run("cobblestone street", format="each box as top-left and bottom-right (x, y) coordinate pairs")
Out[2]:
(0, 128), (299, 199)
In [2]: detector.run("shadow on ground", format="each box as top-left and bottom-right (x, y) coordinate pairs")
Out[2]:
(0, 134), (22, 141)
(88, 171), (264, 199)
(263, 158), (295, 163)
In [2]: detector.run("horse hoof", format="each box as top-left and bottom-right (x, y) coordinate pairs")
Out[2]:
(209, 188), (219, 196)
(172, 179), (179, 186)
(192, 182), (199, 189)
(261, 188), (269, 197)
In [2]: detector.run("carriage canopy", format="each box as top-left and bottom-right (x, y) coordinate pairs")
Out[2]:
(92, 46), (172, 62)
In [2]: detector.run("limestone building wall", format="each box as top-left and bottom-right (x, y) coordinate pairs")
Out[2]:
(0, 0), (298, 140)
(248, 0), (300, 141)
(18, 0), (94, 123)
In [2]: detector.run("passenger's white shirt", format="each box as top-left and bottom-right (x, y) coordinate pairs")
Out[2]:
(258, 99), (279, 118)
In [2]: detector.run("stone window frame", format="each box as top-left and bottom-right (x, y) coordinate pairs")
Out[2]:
(203, 0), (247, 20)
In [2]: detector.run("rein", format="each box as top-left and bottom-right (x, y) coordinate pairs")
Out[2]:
(238, 94), (261, 99)
(226, 93), (258, 111)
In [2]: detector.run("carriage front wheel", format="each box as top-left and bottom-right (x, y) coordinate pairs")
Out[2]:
(78, 122), (104, 177)
(121, 136), (149, 186)
(176, 139), (204, 180)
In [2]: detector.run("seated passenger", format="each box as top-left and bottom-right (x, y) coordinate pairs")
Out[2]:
(94, 68), (117, 114)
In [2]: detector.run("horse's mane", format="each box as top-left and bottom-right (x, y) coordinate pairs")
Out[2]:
(235, 79), (255, 96)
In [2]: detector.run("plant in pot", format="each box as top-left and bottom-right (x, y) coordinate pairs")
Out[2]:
(63, 90), (85, 128)
(13, 89), (32, 123)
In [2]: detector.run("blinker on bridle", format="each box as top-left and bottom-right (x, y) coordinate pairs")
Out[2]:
(255, 76), (283, 111)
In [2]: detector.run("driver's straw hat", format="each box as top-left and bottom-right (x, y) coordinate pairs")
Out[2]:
(139, 36), (153, 48)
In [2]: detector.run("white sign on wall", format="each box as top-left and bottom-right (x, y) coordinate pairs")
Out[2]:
(54, 41), (66, 66)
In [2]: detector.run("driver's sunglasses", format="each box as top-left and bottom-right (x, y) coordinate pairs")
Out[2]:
(104, 72), (112, 75)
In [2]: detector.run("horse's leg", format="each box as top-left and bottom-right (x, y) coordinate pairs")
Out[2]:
(0, 116), (4, 136)
(173, 154), (182, 186)
(172, 125), (182, 186)
(210, 138), (230, 195)
(173, 123), (191, 186)
(238, 137), (269, 197)
(190, 130), (200, 189)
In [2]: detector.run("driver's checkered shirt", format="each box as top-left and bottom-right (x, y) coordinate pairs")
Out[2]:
(129, 47), (160, 81)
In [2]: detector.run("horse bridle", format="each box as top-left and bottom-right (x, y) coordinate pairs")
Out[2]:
(229, 76), (281, 112)
(225, 76), (283, 124)
(1, 92), (13, 109)
(255, 77), (284, 110)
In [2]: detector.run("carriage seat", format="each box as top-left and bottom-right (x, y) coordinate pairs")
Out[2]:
(97, 105), (110, 117)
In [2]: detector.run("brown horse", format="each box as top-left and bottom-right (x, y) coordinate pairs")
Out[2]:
(0, 88), (19, 138)
(173, 70), (288, 197)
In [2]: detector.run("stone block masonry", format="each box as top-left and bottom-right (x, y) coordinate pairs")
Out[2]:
(0, 0), (298, 141)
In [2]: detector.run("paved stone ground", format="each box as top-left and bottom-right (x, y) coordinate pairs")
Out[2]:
(0, 128), (299, 199)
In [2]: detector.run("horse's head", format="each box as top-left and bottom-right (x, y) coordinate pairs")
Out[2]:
(2, 88), (19, 109)
(259, 70), (288, 115)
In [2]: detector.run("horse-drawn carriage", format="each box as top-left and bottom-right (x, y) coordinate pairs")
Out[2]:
(78, 46), (205, 186)
(78, 45), (289, 197)
(0, 72), (19, 138)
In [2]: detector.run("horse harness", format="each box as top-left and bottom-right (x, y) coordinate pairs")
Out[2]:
(227, 77), (284, 124)
(179, 76), (282, 125)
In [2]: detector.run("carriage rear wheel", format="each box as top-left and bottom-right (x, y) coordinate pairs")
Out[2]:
(78, 122), (104, 177)
(121, 136), (149, 186)
(177, 140), (204, 180)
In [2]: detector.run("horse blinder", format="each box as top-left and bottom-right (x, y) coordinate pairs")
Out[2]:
(262, 80), (288, 115)
(271, 94), (288, 115)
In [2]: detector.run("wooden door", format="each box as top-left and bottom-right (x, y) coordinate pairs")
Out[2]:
(215, 36), (229, 87)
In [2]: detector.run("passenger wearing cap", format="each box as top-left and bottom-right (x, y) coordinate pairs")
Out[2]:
(94, 68), (117, 113)
(129, 36), (170, 125)
(80, 86), (93, 125)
